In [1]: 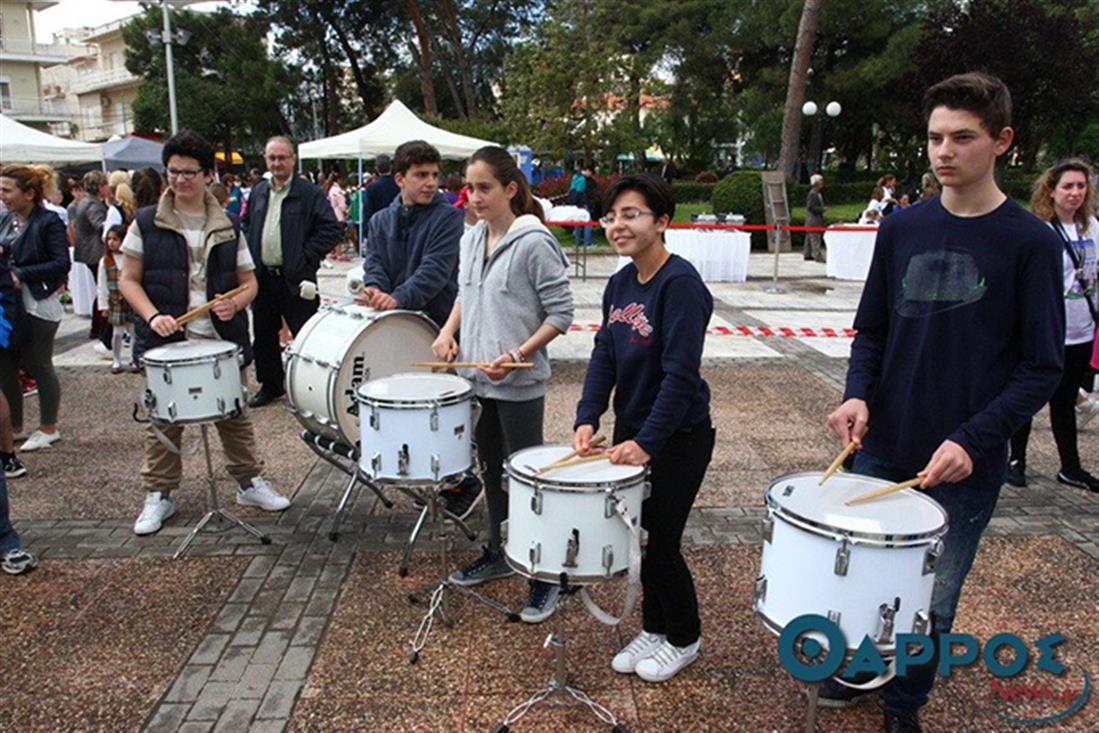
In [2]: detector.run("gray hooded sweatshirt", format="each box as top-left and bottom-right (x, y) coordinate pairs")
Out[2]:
(457, 215), (574, 401)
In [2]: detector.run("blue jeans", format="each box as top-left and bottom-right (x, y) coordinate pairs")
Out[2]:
(0, 472), (19, 554)
(573, 207), (592, 247)
(852, 451), (1002, 715)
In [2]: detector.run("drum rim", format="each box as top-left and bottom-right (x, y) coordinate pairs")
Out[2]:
(142, 342), (242, 367)
(356, 373), (473, 408)
(503, 555), (627, 585)
(765, 471), (948, 545)
(506, 468), (649, 492)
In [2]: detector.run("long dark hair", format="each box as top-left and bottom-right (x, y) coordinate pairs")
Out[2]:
(468, 146), (543, 221)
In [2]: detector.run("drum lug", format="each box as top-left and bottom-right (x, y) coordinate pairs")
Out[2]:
(500, 519), (508, 542)
(213, 361), (221, 379)
(397, 444), (410, 476)
(760, 513), (774, 544)
(601, 545), (614, 577)
(143, 389), (157, 413)
(162, 367), (172, 385)
(348, 309), (363, 319)
(369, 406), (379, 430)
(563, 529), (580, 568)
(217, 397), (226, 416)
(834, 539), (850, 576)
(643, 481), (652, 500)
(528, 541), (541, 573)
(604, 493), (617, 518)
(753, 575), (767, 607)
(371, 452), (381, 475)
(431, 454), (440, 480)
(530, 485), (543, 515)
(167, 402), (177, 421)
(315, 359), (330, 369)
(827, 609), (842, 626)
(876, 599), (900, 644)
(923, 539), (943, 576)
(913, 609), (930, 635)
(430, 404), (439, 431)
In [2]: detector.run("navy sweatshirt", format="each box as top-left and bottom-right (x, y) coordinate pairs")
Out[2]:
(362, 192), (462, 327)
(575, 254), (712, 456)
(845, 196), (1065, 488)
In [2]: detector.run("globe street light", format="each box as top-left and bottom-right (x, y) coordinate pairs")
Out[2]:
(802, 100), (841, 173)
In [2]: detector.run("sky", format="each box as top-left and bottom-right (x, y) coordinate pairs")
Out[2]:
(35, 1), (236, 41)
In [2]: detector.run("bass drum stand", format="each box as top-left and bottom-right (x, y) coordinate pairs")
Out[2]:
(492, 578), (628, 733)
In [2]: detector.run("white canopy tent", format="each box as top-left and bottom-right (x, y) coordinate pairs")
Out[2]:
(299, 100), (498, 160)
(0, 113), (104, 164)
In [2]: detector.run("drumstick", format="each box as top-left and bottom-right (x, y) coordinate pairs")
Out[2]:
(535, 435), (607, 475)
(845, 478), (922, 506)
(410, 360), (535, 370)
(539, 452), (613, 473)
(820, 440), (859, 485)
(176, 285), (249, 327)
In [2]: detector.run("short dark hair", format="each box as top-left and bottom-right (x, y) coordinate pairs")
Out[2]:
(375, 154), (392, 175)
(265, 135), (297, 155)
(923, 72), (1012, 136)
(393, 140), (441, 175)
(163, 129), (216, 172)
(601, 173), (676, 222)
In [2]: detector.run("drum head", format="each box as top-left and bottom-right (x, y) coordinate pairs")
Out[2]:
(765, 472), (947, 540)
(507, 445), (646, 489)
(144, 339), (239, 363)
(357, 372), (471, 404)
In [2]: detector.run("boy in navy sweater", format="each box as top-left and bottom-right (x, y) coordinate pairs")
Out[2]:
(825, 73), (1064, 732)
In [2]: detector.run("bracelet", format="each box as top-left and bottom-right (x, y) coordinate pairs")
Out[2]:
(508, 347), (526, 363)
(147, 311), (161, 325)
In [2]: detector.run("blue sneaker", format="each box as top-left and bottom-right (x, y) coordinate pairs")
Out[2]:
(449, 545), (514, 587)
(519, 580), (560, 623)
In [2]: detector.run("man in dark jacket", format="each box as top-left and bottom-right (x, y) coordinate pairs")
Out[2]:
(804, 174), (826, 262)
(357, 140), (462, 328)
(243, 136), (342, 407)
(361, 154), (400, 243)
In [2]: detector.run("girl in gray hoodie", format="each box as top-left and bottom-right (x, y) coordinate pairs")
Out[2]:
(432, 146), (573, 623)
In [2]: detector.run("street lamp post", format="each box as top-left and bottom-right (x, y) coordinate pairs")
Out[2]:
(801, 100), (841, 174)
(145, 1), (193, 135)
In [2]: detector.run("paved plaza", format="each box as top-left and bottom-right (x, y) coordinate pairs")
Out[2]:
(2, 255), (1096, 732)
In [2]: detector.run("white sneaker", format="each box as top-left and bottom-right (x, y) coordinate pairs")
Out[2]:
(1077, 390), (1098, 429)
(94, 342), (113, 359)
(134, 491), (176, 535)
(635, 638), (701, 682)
(237, 477), (291, 511)
(19, 430), (60, 452)
(612, 631), (666, 673)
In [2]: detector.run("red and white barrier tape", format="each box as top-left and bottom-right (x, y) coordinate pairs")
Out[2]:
(548, 221), (878, 233)
(567, 322), (855, 338)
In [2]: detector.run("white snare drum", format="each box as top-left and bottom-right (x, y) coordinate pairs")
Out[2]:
(142, 340), (245, 424)
(755, 472), (948, 657)
(503, 445), (648, 585)
(356, 373), (474, 483)
(284, 304), (438, 446)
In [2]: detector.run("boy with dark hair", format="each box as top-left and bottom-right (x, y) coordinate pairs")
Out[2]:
(391, 139), (442, 175)
(120, 129), (292, 536)
(823, 72), (1065, 732)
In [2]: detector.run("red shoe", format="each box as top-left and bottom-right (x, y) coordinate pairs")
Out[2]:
(18, 372), (37, 397)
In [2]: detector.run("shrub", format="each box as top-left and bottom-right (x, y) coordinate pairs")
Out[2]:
(712, 170), (767, 249)
(671, 180), (714, 203)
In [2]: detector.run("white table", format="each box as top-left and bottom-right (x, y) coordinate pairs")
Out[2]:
(617, 229), (751, 282)
(824, 226), (878, 280)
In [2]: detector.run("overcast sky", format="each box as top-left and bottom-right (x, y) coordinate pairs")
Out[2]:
(35, 1), (235, 41)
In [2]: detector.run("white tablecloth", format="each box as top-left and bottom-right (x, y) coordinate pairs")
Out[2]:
(617, 229), (751, 282)
(824, 227), (878, 280)
(544, 205), (590, 223)
(67, 248), (96, 316)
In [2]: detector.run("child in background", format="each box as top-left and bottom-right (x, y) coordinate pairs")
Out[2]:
(97, 225), (138, 374)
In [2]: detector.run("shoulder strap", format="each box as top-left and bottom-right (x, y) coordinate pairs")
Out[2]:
(1052, 218), (1098, 324)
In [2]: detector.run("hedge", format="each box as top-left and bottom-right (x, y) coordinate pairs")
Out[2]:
(671, 180), (714, 202)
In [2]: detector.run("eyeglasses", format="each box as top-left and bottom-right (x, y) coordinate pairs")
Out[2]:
(167, 168), (202, 180)
(599, 208), (655, 227)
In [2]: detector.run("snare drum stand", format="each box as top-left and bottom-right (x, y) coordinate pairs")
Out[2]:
(174, 423), (271, 559)
(408, 481), (518, 663)
(492, 582), (628, 733)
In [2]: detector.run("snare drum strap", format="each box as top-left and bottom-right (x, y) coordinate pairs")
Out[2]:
(580, 499), (641, 626)
(147, 419), (199, 457)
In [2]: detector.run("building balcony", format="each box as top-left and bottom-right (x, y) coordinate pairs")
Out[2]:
(0, 37), (92, 64)
(72, 67), (140, 95)
(1, 95), (74, 122)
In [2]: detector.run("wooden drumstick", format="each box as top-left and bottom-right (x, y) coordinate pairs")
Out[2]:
(176, 285), (249, 327)
(845, 478), (922, 506)
(410, 360), (535, 370)
(820, 440), (859, 485)
(535, 435), (607, 475)
(540, 452), (613, 473)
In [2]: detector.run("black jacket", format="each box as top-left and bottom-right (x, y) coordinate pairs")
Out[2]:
(242, 176), (341, 285)
(1, 206), (71, 301)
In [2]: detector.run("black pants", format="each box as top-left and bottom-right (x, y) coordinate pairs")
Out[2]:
(1010, 342), (1092, 473)
(475, 396), (544, 551)
(251, 267), (318, 394)
(615, 421), (715, 647)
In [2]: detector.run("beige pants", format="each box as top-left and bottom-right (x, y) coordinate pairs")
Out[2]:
(141, 368), (261, 493)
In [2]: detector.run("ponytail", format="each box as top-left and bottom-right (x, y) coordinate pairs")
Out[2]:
(0, 164), (56, 206)
(468, 146), (544, 222)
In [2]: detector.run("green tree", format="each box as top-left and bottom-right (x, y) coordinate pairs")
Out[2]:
(124, 6), (296, 160)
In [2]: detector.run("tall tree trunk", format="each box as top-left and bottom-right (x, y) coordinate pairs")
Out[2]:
(440, 0), (477, 116)
(408, 0), (438, 116)
(307, 1), (379, 119)
(777, 0), (824, 181)
(434, 38), (467, 119)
